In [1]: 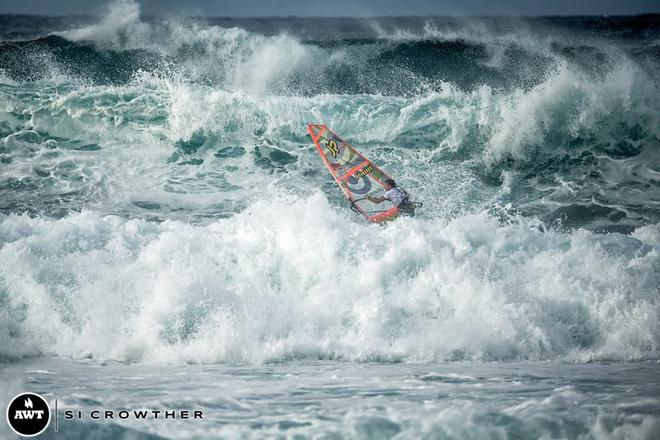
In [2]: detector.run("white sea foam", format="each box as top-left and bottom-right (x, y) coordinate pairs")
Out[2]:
(0, 198), (657, 364)
(47, 0), (659, 168)
(60, 0), (150, 50)
(59, 0), (312, 95)
(1, 0), (659, 367)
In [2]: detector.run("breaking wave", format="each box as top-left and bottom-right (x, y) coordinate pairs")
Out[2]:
(0, 0), (658, 364)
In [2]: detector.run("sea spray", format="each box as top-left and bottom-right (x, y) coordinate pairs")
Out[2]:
(0, 0), (659, 366)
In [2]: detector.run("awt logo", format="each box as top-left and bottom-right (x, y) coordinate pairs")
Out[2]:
(6, 393), (50, 437)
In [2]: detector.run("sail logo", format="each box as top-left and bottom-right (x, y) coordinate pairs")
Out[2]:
(325, 139), (340, 158)
(6, 393), (50, 437)
(353, 164), (373, 179)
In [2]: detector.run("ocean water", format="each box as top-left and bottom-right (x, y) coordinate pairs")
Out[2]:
(2, 358), (660, 439)
(0, 0), (659, 438)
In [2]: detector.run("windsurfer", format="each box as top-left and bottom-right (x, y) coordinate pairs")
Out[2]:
(367, 179), (416, 217)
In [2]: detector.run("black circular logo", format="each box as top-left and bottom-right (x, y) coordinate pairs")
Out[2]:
(6, 393), (50, 437)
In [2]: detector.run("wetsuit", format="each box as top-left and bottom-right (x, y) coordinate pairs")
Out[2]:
(384, 187), (415, 217)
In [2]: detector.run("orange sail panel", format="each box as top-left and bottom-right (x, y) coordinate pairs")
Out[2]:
(306, 123), (400, 222)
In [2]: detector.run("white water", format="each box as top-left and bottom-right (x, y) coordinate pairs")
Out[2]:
(1, 199), (658, 364)
(1, 0), (659, 367)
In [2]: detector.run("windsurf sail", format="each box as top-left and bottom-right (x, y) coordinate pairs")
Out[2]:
(306, 123), (404, 223)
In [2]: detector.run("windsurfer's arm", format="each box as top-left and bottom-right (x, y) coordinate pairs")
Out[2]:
(368, 195), (387, 204)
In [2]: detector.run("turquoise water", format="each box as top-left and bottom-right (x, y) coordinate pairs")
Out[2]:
(1, 0), (659, 437)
